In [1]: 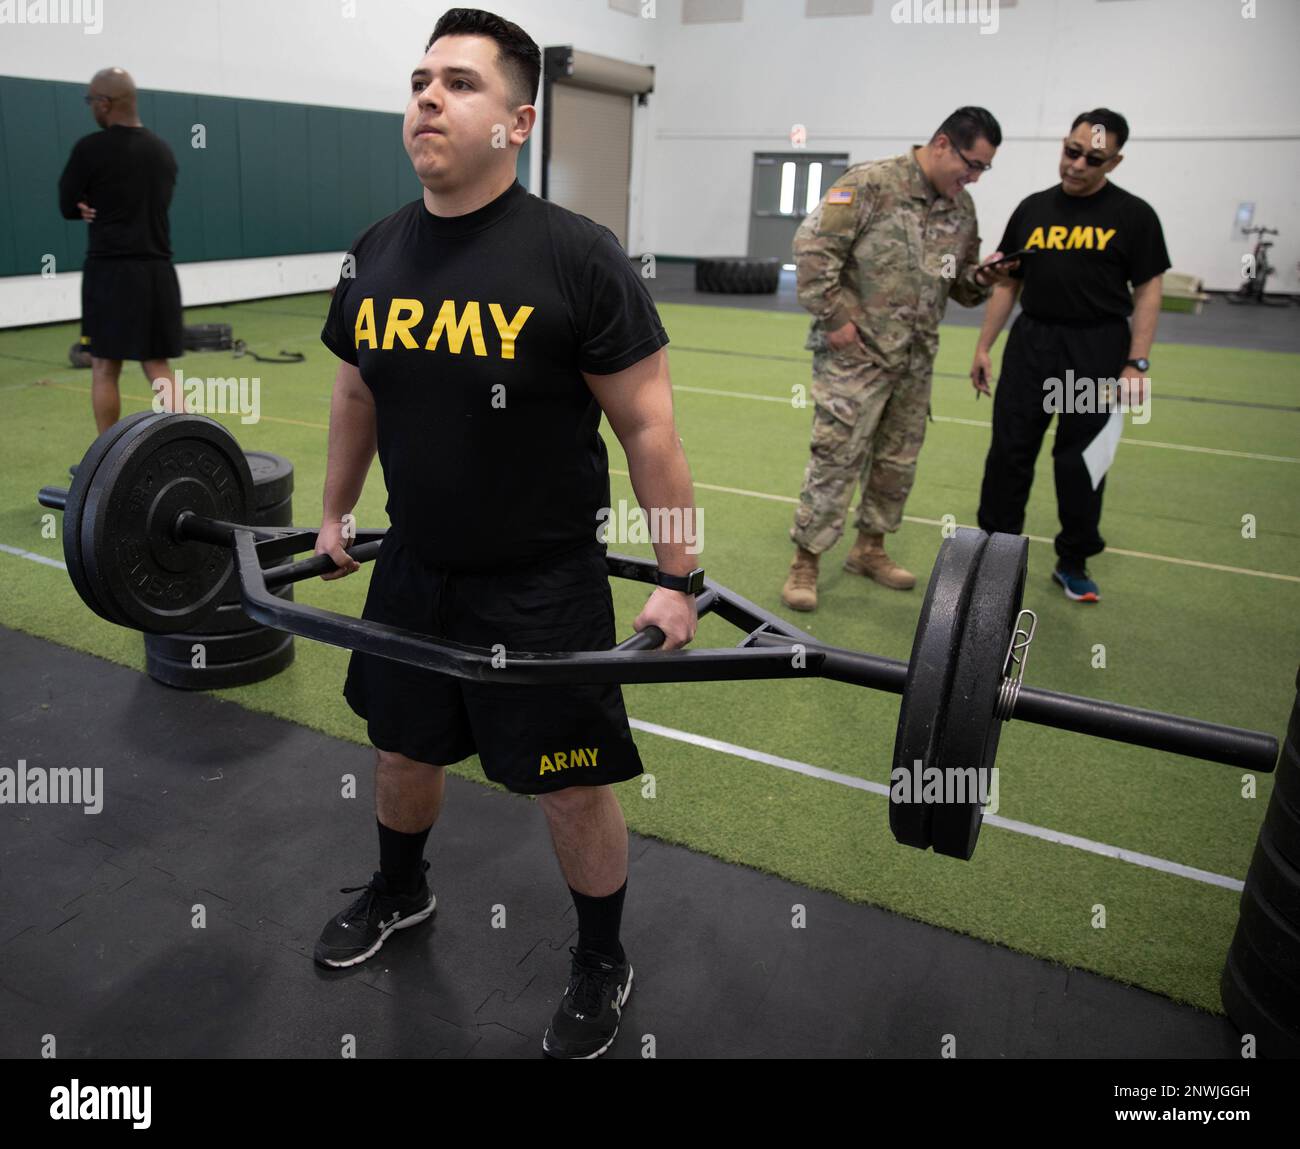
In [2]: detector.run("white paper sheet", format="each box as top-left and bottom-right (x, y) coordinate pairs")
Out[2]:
(1081, 408), (1125, 490)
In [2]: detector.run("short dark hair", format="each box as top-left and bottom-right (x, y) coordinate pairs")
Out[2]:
(1070, 108), (1129, 152)
(426, 8), (541, 108)
(932, 106), (1002, 151)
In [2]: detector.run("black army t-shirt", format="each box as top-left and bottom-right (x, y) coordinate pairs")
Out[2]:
(321, 180), (668, 572)
(998, 182), (1170, 324)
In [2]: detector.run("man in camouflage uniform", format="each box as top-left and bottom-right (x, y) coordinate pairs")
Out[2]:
(783, 107), (1017, 611)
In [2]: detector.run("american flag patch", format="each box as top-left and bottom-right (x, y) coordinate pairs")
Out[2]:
(826, 187), (854, 205)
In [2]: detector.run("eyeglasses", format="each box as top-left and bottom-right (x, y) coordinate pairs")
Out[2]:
(83, 94), (111, 105)
(1062, 141), (1115, 168)
(953, 144), (992, 174)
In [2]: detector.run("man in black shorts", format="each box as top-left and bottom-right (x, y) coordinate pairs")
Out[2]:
(313, 9), (699, 1059)
(58, 67), (183, 432)
(971, 108), (1170, 602)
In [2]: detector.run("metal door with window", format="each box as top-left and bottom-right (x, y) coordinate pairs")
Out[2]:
(747, 152), (849, 263)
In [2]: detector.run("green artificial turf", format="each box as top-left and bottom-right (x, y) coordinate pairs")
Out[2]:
(1, 293), (1296, 1013)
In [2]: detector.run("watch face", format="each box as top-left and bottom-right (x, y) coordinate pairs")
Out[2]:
(1131, 359), (1149, 371)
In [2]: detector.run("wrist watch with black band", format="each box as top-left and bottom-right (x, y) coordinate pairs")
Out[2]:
(655, 567), (706, 594)
(1125, 358), (1150, 372)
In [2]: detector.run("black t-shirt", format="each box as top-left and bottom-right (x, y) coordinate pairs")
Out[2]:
(58, 125), (178, 259)
(998, 182), (1170, 324)
(320, 179), (669, 572)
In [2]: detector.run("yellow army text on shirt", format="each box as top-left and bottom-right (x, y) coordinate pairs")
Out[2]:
(794, 147), (990, 374)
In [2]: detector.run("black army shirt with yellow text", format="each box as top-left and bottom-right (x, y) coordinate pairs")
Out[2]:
(998, 181), (1170, 324)
(321, 180), (669, 572)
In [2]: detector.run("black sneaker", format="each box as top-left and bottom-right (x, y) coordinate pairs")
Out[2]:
(313, 861), (435, 968)
(542, 946), (634, 1059)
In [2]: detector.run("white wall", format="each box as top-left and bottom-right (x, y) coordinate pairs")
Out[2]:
(644, 0), (1300, 291)
(2, 0), (1297, 328)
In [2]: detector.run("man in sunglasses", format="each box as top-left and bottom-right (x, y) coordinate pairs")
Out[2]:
(785, 106), (1015, 611)
(58, 68), (183, 431)
(971, 108), (1170, 602)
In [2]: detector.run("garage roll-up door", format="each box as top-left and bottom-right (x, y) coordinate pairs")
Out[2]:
(542, 47), (654, 250)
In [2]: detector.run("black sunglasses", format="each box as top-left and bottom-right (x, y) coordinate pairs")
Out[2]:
(1062, 141), (1115, 168)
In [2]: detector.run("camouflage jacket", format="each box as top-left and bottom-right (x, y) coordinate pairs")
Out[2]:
(794, 147), (990, 373)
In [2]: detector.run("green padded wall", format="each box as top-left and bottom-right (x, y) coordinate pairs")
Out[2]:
(0, 76), (531, 278)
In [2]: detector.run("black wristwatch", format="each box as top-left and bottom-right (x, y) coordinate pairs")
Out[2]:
(655, 567), (705, 595)
(1125, 358), (1150, 372)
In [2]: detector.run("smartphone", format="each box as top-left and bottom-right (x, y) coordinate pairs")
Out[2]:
(983, 248), (1033, 269)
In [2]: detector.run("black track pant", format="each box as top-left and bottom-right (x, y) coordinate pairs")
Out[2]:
(977, 312), (1130, 567)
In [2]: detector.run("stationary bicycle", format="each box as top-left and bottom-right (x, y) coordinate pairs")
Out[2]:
(1226, 226), (1290, 306)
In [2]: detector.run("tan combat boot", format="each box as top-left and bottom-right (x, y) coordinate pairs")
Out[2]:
(781, 547), (820, 611)
(843, 531), (916, 590)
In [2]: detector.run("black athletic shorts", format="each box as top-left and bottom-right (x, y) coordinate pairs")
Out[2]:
(81, 255), (183, 361)
(343, 535), (645, 795)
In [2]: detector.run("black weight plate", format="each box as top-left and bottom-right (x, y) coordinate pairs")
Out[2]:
(62, 411), (157, 624)
(1226, 918), (1300, 1028)
(1238, 882), (1300, 997)
(144, 624), (286, 663)
(1231, 936), (1300, 1032)
(254, 493), (294, 528)
(931, 532), (1028, 860)
(890, 528), (988, 851)
(145, 633), (295, 690)
(1276, 735), (1300, 816)
(1246, 831), (1300, 933)
(244, 450), (294, 508)
(1263, 786), (1300, 873)
(80, 413), (199, 628)
(1222, 925), (1294, 1034)
(1220, 947), (1300, 1058)
(203, 582), (295, 635)
(83, 414), (254, 633)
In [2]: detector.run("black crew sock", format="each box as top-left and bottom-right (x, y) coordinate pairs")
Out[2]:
(377, 819), (431, 895)
(569, 880), (627, 963)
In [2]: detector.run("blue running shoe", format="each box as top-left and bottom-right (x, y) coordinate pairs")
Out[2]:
(1053, 563), (1100, 602)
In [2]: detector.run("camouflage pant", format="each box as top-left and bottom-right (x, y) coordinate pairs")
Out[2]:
(790, 349), (932, 554)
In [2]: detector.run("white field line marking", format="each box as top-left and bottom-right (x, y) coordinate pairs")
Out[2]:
(609, 472), (1300, 584)
(628, 718), (1244, 891)
(671, 384), (1300, 464)
(0, 543), (67, 569)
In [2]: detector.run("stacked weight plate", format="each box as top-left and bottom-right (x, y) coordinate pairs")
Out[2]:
(143, 451), (296, 689)
(1220, 668), (1300, 1057)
